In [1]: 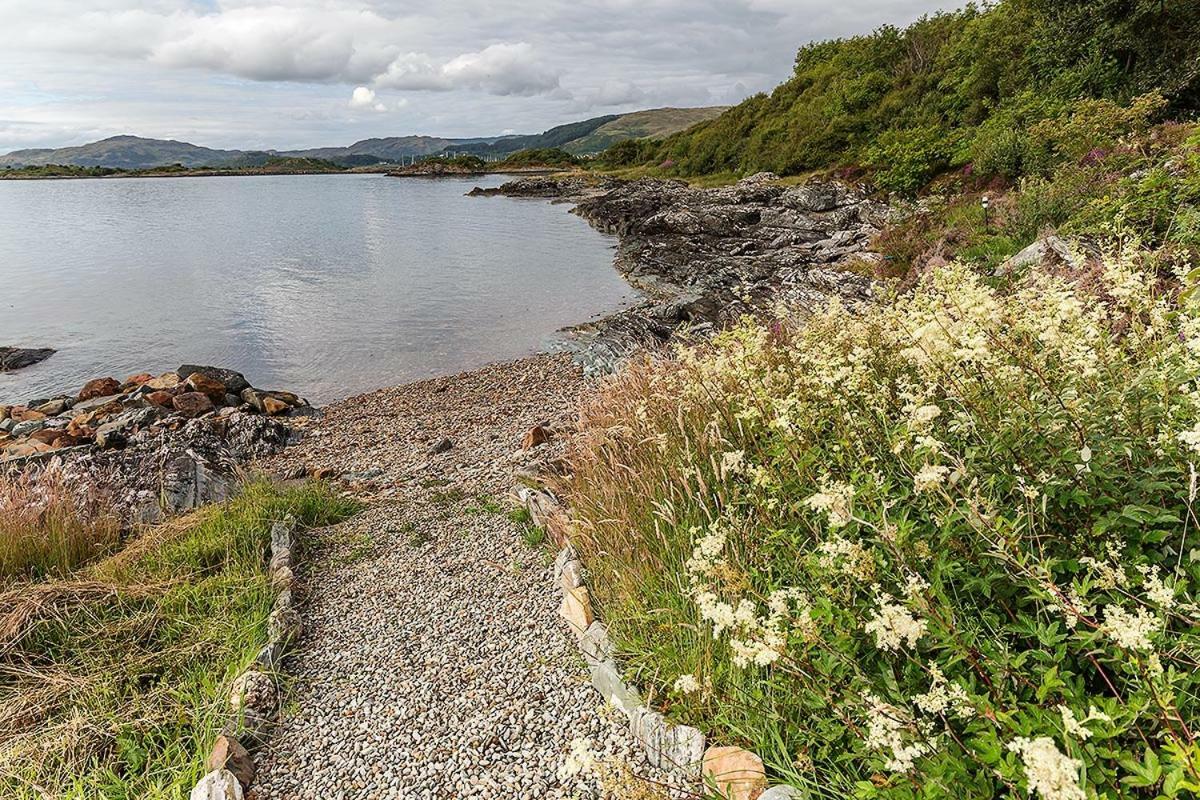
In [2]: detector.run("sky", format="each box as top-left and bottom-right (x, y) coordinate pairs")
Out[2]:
(0, 0), (955, 154)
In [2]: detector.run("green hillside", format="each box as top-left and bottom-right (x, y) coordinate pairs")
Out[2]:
(603, 0), (1200, 192)
(562, 106), (728, 154)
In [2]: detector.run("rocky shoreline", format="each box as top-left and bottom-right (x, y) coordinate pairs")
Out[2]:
(471, 172), (887, 372)
(1, 365), (316, 523)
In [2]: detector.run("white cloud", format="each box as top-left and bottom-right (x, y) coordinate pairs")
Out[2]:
(349, 86), (387, 112)
(375, 43), (562, 97)
(0, 0), (956, 152)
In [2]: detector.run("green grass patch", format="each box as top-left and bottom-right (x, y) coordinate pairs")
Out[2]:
(0, 480), (358, 799)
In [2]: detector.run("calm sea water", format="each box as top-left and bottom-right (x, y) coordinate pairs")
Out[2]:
(0, 174), (633, 405)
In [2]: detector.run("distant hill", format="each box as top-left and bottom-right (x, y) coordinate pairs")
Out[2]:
(561, 107), (729, 155)
(282, 135), (500, 163)
(0, 106), (732, 169)
(0, 135), (246, 169)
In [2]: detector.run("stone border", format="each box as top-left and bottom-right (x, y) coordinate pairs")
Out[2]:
(189, 515), (299, 800)
(515, 485), (800, 800)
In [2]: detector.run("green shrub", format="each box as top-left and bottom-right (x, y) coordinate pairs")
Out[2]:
(568, 248), (1200, 798)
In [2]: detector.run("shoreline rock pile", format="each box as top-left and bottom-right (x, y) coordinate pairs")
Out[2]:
(2, 365), (316, 523)
(474, 173), (887, 372)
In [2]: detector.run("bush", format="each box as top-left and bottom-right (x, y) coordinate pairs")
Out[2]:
(568, 248), (1200, 798)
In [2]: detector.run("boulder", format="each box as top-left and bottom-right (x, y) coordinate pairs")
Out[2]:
(521, 424), (552, 449)
(996, 234), (1088, 276)
(230, 670), (277, 715)
(0, 347), (55, 372)
(178, 365), (250, 394)
(190, 769), (243, 800)
(173, 392), (215, 418)
(33, 398), (70, 416)
(146, 390), (176, 408)
(702, 746), (767, 800)
(146, 372), (182, 391)
(559, 585), (594, 635)
(262, 396), (289, 416)
(78, 377), (121, 401)
(206, 735), (255, 789)
(186, 373), (228, 403)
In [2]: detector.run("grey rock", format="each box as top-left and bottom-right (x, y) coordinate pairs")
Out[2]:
(760, 787), (804, 800)
(553, 544), (578, 583)
(590, 659), (642, 716)
(429, 437), (454, 454)
(996, 234), (1090, 276)
(560, 559), (585, 590)
(579, 620), (612, 666)
(270, 517), (295, 556)
(177, 365), (251, 394)
(10, 419), (45, 438)
(190, 770), (244, 800)
(660, 723), (705, 777)
(0, 347), (55, 372)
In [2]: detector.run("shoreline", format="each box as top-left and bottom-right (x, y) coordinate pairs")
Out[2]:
(0, 165), (574, 182)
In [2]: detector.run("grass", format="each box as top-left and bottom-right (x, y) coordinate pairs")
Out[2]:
(0, 467), (123, 581)
(0, 480), (358, 799)
(507, 507), (546, 550)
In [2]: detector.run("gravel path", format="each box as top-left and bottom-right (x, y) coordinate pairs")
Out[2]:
(249, 355), (684, 799)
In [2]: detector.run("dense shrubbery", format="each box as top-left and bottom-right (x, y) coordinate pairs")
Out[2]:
(497, 147), (581, 168)
(608, 0), (1199, 192)
(568, 247), (1200, 798)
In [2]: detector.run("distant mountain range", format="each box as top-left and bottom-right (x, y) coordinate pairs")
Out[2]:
(0, 107), (728, 170)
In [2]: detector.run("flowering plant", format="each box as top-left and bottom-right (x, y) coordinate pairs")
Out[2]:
(567, 246), (1200, 798)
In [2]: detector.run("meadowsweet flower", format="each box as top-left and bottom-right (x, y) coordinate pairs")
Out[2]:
(720, 450), (746, 478)
(863, 694), (930, 773)
(1138, 565), (1176, 609)
(913, 663), (974, 719)
(1058, 705), (1110, 740)
(673, 674), (701, 694)
(913, 463), (950, 493)
(1100, 604), (1159, 651)
(910, 404), (942, 427)
(805, 481), (854, 528)
(1006, 737), (1085, 800)
(864, 591), (927, 652)
(818, 535), (875, 581)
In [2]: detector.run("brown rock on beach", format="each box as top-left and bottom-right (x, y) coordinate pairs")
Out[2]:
(173, 391), (215, 418)
(78, 377), (121, 401)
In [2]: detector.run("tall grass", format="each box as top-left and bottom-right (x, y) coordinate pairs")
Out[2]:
(566, 246), (1200, 798)
(0, 480), (358, 800)
(0, 465), (122, 581)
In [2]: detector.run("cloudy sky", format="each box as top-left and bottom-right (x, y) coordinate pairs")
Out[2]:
(0, 0), (954, 153)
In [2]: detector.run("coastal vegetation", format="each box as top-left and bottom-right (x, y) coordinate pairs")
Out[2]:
(602, 0), (1199, 195)
(558, 1), (1200, 798)
(0, 480), (357, 799)
(0, 156), (347, 180)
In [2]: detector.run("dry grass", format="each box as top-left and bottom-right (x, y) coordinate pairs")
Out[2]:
(0, 465), (121, 582)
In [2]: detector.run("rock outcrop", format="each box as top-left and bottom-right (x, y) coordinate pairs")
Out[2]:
(475, 173), (886, 372)
(0, 347), (55, 372)
(1, 365), (315, 523)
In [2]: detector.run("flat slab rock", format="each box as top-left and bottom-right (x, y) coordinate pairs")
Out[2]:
(0, 347), (55, 371)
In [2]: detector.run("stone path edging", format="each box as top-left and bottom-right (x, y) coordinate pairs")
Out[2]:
(515, 483), (803, 800)
(189, 514), (299, 800)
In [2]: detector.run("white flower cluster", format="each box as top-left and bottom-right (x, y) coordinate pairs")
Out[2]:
(817, 534), (875, 581)
(686, 519), (814, 668)
(863, 694), (931, 773)
(804, 480), (855, 528)
(864, 589), (927, 652)
(1058, 705), (1110, 741)
(1006, 737), (1086, 800)
(913, 664), (974, 719)
(913, 463), (950, 493)
(673, 673), (702, 694)
(1100, 604), (1160, 651)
